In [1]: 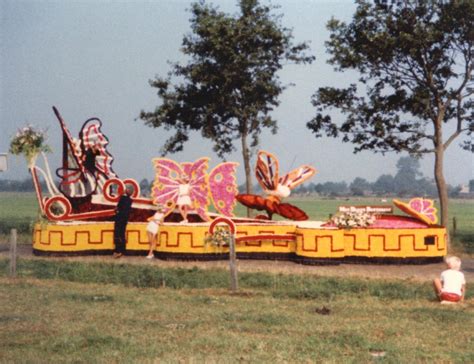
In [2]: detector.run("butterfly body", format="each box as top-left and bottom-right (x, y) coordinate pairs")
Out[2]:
(267, 184), (291, 200)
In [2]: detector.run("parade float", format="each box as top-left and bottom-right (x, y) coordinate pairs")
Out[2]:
(13, 107), (446, 264)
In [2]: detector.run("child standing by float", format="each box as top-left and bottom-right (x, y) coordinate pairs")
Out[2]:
(177, 174), (192, 223)
(146, 205), (165, 259)
(433, 256), (466, 303)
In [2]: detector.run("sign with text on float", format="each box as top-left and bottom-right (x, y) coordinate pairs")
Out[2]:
(338, 205), (393, 214)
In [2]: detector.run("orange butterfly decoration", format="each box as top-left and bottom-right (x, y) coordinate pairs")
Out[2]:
(236, 150), (316, 220)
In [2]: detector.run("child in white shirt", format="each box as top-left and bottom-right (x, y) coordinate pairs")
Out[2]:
(433, 256), (466, 303)
(146, 205), (165, 259)
(177, 175), (192, 223)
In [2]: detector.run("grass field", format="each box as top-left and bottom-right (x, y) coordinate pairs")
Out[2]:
(1, 192), (472, 254)
(0, 259), (473, 362)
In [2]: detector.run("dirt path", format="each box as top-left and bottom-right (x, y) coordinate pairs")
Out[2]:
(2, 243), (473, 283)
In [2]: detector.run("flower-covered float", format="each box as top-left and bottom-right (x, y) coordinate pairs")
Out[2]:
(18, 107), (446, 264)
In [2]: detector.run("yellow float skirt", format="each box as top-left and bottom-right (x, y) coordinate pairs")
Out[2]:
(33, 220), (446, 264)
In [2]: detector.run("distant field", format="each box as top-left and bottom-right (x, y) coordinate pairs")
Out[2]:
(0, 192), (40, 241)
(0, 192), (472, 254)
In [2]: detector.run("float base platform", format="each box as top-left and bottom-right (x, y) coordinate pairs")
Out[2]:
(33, 220), (447, 264)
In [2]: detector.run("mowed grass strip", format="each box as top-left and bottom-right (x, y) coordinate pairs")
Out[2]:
(0, 258), (461, 301)
(1, 273), (473, 363)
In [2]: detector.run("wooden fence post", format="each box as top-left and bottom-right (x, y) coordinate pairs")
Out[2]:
(452, 217), (457, 236)
(228, 235), (238, 292)
(9, 229), (17, 278)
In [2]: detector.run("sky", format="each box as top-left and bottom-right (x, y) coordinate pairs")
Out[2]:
(1, 0), (472, 188)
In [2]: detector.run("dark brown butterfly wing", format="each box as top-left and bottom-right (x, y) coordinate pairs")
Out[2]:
(274, 203), (308, 221)
(236, 194), (307, 221)
(236, 194), (271, 212)
(236, 194), (279, 219)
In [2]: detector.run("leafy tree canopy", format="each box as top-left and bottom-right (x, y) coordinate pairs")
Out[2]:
(307, 0), (473, 154)
(139, 0), (314, 160)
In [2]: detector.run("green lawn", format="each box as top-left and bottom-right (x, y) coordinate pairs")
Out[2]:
(1, 259), (473, 363)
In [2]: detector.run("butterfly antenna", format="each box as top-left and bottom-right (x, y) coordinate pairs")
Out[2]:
(289, 155), (297, 170)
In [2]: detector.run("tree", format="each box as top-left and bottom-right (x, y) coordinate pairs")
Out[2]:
(314, 181), (348, 197)
(393, 156), (421, 196)
(307, 0), (473, 228)
(395, 156), (422, 178)
(139, 0), (314, 200)
(373, 174), (395, 195)
(349, 177), (371, 196)
(370, 157), (438, 197)
(392, 156), (438, 196)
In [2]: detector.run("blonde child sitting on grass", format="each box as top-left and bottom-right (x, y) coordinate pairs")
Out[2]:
(433, 256), (466, 304)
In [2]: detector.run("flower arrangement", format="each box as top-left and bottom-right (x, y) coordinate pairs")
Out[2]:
(205, 226), (233, 248)
(9, 125), (51, 167)
(331, 210), (376, 229)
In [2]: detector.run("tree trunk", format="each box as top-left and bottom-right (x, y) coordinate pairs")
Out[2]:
(434, 148), (449, 234)
(433, 123), (450, 251)
(241, 130), (253, 217)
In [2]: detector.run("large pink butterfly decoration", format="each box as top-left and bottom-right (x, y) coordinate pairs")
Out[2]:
(151, 158), (238, 221)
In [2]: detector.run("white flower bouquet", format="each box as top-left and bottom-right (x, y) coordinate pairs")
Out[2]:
(9, 125), (51, 167)
(331, 210), (376, 229)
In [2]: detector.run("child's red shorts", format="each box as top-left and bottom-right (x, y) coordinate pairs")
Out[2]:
(440, 292), (462, 302)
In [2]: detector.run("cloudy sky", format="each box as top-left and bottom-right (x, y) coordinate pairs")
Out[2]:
(1, 0), (472, 187)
